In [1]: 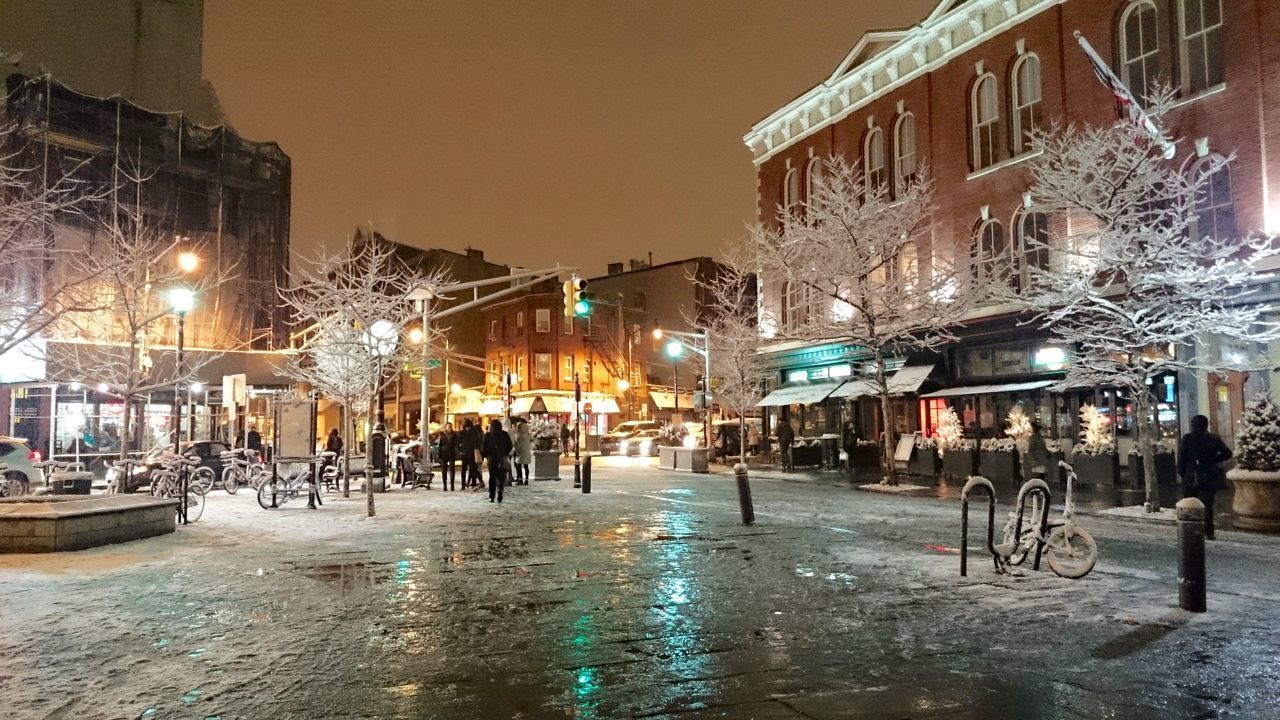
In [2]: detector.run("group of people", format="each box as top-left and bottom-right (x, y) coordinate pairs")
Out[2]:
(435, 419), (531, 503)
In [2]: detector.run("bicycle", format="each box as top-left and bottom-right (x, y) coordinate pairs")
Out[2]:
(149, 453), (205, 523)
(257, 459), (322, 510)
(220, 449), (266, 494)
(1000, 460), (1098, 578)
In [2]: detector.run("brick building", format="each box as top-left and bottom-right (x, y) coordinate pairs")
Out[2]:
(745, 0), (1279, 455)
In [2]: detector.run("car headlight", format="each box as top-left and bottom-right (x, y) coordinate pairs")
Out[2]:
(639, 439), (652, 453)
(620, 439), (629, 452)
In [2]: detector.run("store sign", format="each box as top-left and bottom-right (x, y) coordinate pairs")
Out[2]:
(1032, 347), (1068, 371)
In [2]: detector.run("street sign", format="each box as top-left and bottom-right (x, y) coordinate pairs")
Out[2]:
(583, 402), (593, 414)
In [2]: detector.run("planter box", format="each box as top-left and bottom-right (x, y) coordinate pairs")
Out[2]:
(940, 448), (976, 478)
(1127, 452), (1177, 489)
(532, 450), (560, 481)
(672, 448), (710, 473)
(1228, 469), (1280, 533)
(1070, 452), (1119, 486)
(0, 495), (177, 553)
(657, 446), (678, 470)
(849, 445), (881, 469)
(791, 444), (823, 468)
(979, 450), (1019, 483)
(909, 447), (939, 477)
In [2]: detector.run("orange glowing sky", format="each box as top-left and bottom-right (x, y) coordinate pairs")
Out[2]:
(204, 1), (938, 273)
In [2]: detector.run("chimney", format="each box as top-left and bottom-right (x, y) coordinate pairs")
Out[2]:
(466, 248), (484, 261)
(607, 262), (624, 275)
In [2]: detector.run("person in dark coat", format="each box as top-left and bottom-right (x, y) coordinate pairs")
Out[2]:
(247, 427), (263, 453)
(325, 428), (343, 455)
(438, 423), (457, 491)
(1178, 414), (1232, 539)
(457, 420), (479, 489)
(482, 420), (514, 503)
(469, 421), (486, 487)
(777, 420), (795, 471)
(560, 421), (571, 456)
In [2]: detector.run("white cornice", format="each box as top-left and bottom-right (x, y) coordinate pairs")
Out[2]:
(743, 0), (1065, 166)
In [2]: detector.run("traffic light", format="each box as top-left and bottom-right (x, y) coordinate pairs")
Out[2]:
(563, 274), (589, 317)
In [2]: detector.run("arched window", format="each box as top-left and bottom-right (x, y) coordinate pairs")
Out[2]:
(1010, 54), (1042, 155)
(804, 157), (822, 208)
(893, 112), (917, 193)
(972, 219), (1007, 286)
(1179, 0), (1224, 95)
(782, 168), (801, 216)
(1016, 211), (1050, 291)
(1120, 1), (1161, 106)
(1191, 155), (1234, 240)
(782, 281), (818, 329)
(864, 126), (886, 190)
(971, 74), (1000, 170)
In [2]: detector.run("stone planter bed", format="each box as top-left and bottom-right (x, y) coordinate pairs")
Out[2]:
(979, 450), (1018, 483)
(940, 449), (976, 478)
(909, 446), (939, 478)
(532, 450), (561, 481)
(1070, 452), (1119, 486)
(0, 495), (178, 553)
(1228, 469), (1280, 533)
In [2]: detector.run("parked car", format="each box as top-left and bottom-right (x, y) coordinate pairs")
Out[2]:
(0, 436), (45, 496)
(105, 440), (231, 492)
(598, 421), (660, 456)
(621, 429), (662, 457)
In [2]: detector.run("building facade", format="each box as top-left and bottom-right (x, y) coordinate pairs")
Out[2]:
(745, 0), (1279, 457)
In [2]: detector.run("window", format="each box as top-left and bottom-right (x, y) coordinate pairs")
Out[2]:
(864, 127), (886, 190)
(804, 158), (822, 208)
(1120, 1), (1161, 106)
(1010, 54), (1042, 155)
(782, 168), (801, 216)
(1179, 0), (1224, 95)
(782, 280), (820, 329)
(489, 320), (497, 341)
(971, 74), (1000, 170)
(893, 112), (917, 192)
(517, 356), (525, 385)
(535, 353), (552, 381)
(972, 219), (1008, 286)
(535, 308), (551, 333)
(563, 354), (575, 381)
(899, 241), (919, 294)
(1191, 155), (1235, 240)
(1015, 211), (1050, 291)
(516, 310), (524, 330)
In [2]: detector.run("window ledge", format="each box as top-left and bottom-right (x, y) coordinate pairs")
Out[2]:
(966, 150), (1042, 182)
(1168, 83), (1227, 111)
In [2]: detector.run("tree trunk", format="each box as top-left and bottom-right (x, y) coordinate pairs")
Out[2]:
(341, 403), (351, 498)
(1136, 392), (1159, 512)
(739, 421), (747, 465)
(874, 353), (896, 485)
(366, 393), (376, 517)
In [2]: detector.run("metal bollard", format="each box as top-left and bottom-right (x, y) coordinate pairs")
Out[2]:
(734, 463), (755, 526)
(1177, 497), (1207, 613)
(582, 455), (592, 494)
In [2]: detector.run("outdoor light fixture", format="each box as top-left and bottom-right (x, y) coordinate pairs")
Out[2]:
(69, 382), (81, 391)
(168, 286), (196, 314)
(652, 328), (664, 340)
(665, 340), (684, 358)
(191, 382), (204, 393)
(408, 327), (424, 344)
(177, 251), (199, 274)
(617, 378), (630, 391)
(450, 383), (462, 393)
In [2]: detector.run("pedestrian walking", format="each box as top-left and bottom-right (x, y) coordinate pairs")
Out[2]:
(513, 421), (532, 484)
(247, 426), (263, 454)
(458, 419), (480, 489)
(482, 419), (514, 503)
(438, 423), (457, 491)
(560, 422), (571, 457)
(1178, 414), (1232, 540)
(1023, 420), (1050, 481)
(747, 422), (760, 457)
(777, 420), (795, 472)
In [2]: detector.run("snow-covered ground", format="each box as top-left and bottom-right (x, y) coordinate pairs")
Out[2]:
(1, 465), (1277, 719)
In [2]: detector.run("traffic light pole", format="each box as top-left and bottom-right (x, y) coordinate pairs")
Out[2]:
(573, 372), (582, 488)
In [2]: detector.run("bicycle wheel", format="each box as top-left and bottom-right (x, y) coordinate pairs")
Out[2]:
(1045, 525), (1097, 579)
(190, 467), (215, 496)
(256, 480), (277, 510)
(184, 490), (205, 523)
(223, 467), (242, 495)
(1000, 516), (1038, 566)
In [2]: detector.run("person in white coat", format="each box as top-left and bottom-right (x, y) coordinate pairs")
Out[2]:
(513, 422), (533, 485)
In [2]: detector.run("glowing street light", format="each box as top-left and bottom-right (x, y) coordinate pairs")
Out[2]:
(408, 327), (425, 344)
(617, 378), (630, 392)
(177, 251), (199, 274)
(665, 340), (684, 358)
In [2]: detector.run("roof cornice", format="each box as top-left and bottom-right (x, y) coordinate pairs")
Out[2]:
(743, 0), (1064, 166)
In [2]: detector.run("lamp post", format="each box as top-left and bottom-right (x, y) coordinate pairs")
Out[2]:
(617, 378), (631, 421)
(655, 328), (711, 448)
(168, 286), (194, 525)
(363, 320), (397, 507)
(407, 286), (434, 470)
(573, 371), (582, 488)
(665, 340), (684, 425)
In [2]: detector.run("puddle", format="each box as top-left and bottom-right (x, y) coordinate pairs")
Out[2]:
(1092, 612), (1188, 659)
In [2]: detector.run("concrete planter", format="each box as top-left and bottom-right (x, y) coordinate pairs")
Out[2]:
(1227, 469), (1280, 533)
(909, 447), (939, 477)
(1071, 452), (1119, 486)
(940, 448), (976, 478)
(979, 451), (1019, 483)
(0, 495), (177, 552)
(532, 450), (561, 481)
(672, 448), (710, 473)
(849, 445), (881, 469)
(657, 445), (678, 470)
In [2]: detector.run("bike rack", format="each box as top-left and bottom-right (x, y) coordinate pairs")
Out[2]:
(1009, 478), (1052, 572)
(960, 475), (998, 577)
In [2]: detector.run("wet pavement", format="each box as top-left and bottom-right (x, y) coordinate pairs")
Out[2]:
(1, 456), (1277, 719)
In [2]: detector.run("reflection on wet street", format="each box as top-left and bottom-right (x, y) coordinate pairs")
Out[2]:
(0, 466), (1277, 719)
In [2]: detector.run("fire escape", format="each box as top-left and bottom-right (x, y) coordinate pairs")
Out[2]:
(581, 298), (645, 415)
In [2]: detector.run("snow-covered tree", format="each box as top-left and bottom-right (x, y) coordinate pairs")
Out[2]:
(1075, 404), (1115, 456)
(1005, 405), (1033, 454)
(744, 159), (971, 481)
(934, 406), (964, 457)
(0, 121), (110, 360)
(1005, 108), (1280, 510)
(692, 252), (767, 464)
(281, 233), (449, 516)
(1235, 393), (1280, 473)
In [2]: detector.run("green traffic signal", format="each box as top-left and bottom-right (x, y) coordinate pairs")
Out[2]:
(573, 299), (590, 316)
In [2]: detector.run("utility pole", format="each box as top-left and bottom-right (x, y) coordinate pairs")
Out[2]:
(573, 371), (582, 488)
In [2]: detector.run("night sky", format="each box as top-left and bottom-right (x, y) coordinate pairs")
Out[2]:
(203, 1), (938, 273)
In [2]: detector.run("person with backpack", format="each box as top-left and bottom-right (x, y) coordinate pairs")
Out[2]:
(1178, 414), (1232, 540)
(482, 419), (514, 503)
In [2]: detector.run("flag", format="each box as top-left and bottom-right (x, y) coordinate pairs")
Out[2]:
(1074, 31), (1176, 159)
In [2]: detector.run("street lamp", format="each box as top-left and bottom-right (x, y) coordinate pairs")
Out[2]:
(407, 286), (434, 472)
(177, 251), (199, 274)
(655, 327), (711, 447)
(665, 340), (684, 419)
(168, 286), (195, 525)
(363, 319), (397, 481)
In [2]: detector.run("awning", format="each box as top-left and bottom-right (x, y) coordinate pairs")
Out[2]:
(541, 396), (577, 414)
(829, 378), (875, 399)
(510, 397), (535, 415)
(650, 391), (696, 409)
(586, 398), (621, 414)
(478, 399), (506, 416)
(920, 380), (1055, 399)
(756, 379), (845, 407)
(888, 364), (935, 394)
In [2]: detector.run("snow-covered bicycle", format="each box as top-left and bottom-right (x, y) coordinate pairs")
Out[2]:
(1000, 460), (1098, 578)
